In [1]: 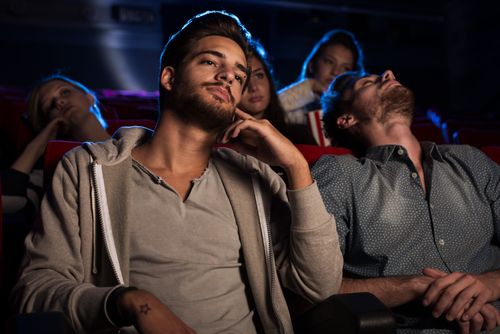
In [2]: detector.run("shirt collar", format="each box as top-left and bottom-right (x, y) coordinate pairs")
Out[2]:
(364, 141), (444, 165)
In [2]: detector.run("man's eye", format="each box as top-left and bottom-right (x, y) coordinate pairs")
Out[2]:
(61, 89), (71, 96)
(235, 75), (243, 84)
(255, 73), (265, 79)
(202, 60), (215, 66)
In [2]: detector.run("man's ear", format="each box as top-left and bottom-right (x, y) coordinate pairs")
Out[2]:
(336, 114), (357, 129)
(160, 67), (175, 91)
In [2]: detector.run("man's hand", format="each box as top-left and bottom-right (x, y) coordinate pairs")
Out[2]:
(423, 268), (497, 324)
(456, 303), (500, 334)
(221, 108), (312, 189)
(119, 289), (196, 334)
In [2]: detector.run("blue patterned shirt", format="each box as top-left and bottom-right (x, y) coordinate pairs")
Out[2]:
(312, 143), (500, 332)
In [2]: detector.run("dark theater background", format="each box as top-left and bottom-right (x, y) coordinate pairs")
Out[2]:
(1, 0), (499, 121)
(1, 1), (500, 333)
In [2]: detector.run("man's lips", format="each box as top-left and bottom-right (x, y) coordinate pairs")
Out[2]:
(382, 80), (401, 90)
(206, 86), (231, 103)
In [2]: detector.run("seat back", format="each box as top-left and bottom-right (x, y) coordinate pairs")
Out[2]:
(481, 146), (500, 165)
(295, 144), (352, 166)
(441, 119), (500, 144)
(0, 179), (3, 290)
(453, 128), (500, 147)
(411, 123), (445, 144)
(43, 140), (82, 188)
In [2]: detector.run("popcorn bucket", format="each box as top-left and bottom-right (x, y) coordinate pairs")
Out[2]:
(306, 110), (330, 147)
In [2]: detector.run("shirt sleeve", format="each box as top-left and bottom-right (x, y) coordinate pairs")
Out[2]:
(278, 79), (316, 125)
(311, 155), (351, 255)
(1, 167), (43, 216)
(477, 149), (500, 244)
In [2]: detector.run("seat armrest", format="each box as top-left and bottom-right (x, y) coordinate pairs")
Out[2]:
(294, 292), (396, 334)
(16, 312), (72, 334)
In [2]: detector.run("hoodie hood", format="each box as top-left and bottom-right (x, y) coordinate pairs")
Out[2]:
(83, 126), (153, 166)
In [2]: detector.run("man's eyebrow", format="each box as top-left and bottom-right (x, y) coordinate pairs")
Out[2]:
(193, 50), (247, 75)
(192, 49), (224, 59)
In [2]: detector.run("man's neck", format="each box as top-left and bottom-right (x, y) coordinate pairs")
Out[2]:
(132, 111), (217, 174)
(366, 117), (423, 169)
(364, 117), (426, 191)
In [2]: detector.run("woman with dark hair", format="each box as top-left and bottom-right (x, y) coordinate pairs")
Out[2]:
(238, 39), (289, 137)
(278, 29), (364, 145)
(2, 75), (110, 216)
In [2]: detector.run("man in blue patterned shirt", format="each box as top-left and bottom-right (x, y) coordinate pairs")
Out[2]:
(312, 69), (500, 333)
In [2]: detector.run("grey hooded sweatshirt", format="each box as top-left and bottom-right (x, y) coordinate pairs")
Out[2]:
(12, 127), (342, 333)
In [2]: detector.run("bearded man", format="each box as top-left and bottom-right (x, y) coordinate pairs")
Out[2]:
(12, 11), (342, 334)
(312, 70), (500, 334)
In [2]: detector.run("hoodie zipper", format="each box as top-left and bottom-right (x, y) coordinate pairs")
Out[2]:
(252, 173), (285, 333)
(91, 160), (124, 284)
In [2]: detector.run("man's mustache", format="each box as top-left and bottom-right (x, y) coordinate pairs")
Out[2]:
(202, 82), (235, 104)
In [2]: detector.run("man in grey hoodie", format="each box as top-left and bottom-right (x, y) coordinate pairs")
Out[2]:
(12, 11), (343, 334)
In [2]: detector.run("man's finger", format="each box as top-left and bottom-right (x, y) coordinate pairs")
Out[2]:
(422, 267), (447, 279)
(423, 272), (465, 307)
(479, 304), (497, 332)
(469, 312), (484, 333)
(457, 319), (470, 334)
(234, 107), (254, 120)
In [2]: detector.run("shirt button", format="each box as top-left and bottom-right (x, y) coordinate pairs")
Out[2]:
(397, 148), (404, 155)
(430, 204), (434, 209)
(411, 172), (418, 179)
(438, 239), (445, 246)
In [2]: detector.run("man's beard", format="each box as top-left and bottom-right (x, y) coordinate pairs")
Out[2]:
(170, 79), (235, 133)
(379, 85), (415, 124)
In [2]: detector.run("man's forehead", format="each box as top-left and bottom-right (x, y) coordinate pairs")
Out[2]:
(189, 35), (246, 65)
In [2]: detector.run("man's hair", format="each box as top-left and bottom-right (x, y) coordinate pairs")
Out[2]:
(27, 74), (107, 133)
(158, 10), (252, 111)
(322, 71), (366, 153)
(246, 38), (288, 135)
(300, 29), (364, 80)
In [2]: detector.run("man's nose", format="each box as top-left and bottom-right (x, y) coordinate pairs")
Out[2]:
(382, 70), (395, 82)
(216, 66), (235, 86)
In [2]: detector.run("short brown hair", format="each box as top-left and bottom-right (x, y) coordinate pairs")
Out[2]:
(158, 11), (252, 111)
(322, 71), (366, 153)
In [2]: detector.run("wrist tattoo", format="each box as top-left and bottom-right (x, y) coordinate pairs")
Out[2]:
(139, 303), (152, 315)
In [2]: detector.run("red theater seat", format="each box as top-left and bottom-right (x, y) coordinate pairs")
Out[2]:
(481, 146), (500, 165)
(0, 180), (4, 290)
(453, 128), (500, 147)
(0, 98), (35, 155)
(43, 140), (81, 188)
(295, 144), (352, 165)
(411, 123), (445, 144)
(441, 119), (500, 144)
